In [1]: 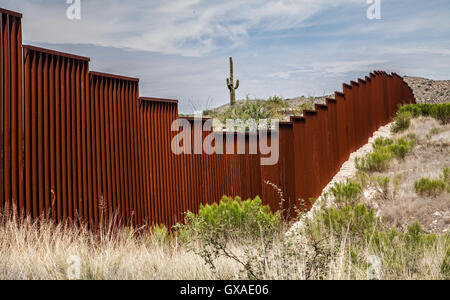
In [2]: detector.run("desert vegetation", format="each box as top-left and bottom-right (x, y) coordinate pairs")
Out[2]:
(1, 183), (448, 280)
(202, 95), (320, 130)
(1, 103), (449, 280)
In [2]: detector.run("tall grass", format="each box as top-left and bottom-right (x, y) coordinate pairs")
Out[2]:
(1, 197), (448, 280)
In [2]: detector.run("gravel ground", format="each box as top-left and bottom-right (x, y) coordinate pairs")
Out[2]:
(404, 76), (450, 104)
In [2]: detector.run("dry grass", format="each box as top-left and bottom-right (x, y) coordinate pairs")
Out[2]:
(363, 117), (450, 233)
(0, 211), (448, 280)
(0, 214), (247, 280)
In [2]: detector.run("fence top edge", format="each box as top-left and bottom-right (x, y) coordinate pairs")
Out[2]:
(279, 121), (293, 127)
(326, 98), (337, 103)
(89, 71), (139, 82)
(0, 8), (22, 18)
(139, 97), (178, 104)
(316, 104), (328, 110)
(182, 116), (212, 122)
(290, 116), (305, 122)
(350, 80), (359, 86)
(343, 83), (352, 89)
(358, 78), (367, 84)
(23, 45), (90, 62)
(304, 110), (318, 116)
(335, 91), (345, 98)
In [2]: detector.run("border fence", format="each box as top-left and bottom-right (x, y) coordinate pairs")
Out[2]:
(1, 8), (415, 228)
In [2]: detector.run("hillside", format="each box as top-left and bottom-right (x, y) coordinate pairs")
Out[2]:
(293, 116), (450, 235)
(404, 76), (450, 104)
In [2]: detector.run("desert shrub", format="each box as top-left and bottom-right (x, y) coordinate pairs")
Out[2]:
(443, 167), (450, 192)
(355, 149), (392, 172)
(355, 138), (414, 172)
(373, 137), (394, 148)
(208, 96), (289, 127)
(414, 167), (450, 196)
(308, 179), (378, 240)
(414, 178), (446, 197)
(430, 103), (450, 124)
(329, 180), (362, 207)
(391, 111), (412, 133)
(267, 95), (284, 104)
(367, 222), (450, 278)
(398, 103), (433, 117)
(306, 204), (380, 242)
(178, 196), (280, 240)
(202, 109), (214, 116)
(388, 138), (415, 159)
(398, 103), (450, 124)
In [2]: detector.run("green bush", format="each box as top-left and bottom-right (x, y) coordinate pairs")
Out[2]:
(355, 138), (415, 172)
(373, 137), (394, 148)
(203, 109), (214, 116)
(207, 96), (289, 127)
(443, 167), (450, 192)
(398, 103), (450, 124)
(391, 111), (412, 133)
(355, 149), (392, 172)
(367, 222), (450, 278)
(179, 196), (280, 240)
(430, 104), (450, 124)
(388, 138), (415, 159)
(414, 178), (446, 197)
(414, 167), (450, 196)
(329, 180), (362, 207)
(307, 204), (380, 241)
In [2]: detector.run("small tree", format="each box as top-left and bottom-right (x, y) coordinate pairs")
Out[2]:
(226, 57), (239, 106)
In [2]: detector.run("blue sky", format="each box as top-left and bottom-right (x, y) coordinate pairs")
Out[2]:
(2, 0), (450, 113)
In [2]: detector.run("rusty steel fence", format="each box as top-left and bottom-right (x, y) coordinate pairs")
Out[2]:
(1, 9), (23, 217)
(0, 8), (416, 229)
(88, 72), (141, 228)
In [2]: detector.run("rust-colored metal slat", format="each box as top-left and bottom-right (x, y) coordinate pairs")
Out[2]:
(2, 7), (420, 228)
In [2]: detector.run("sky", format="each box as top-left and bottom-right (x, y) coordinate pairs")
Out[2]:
(1, 0), (450, 113)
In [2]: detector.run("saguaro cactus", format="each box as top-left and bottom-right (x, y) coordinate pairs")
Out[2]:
(227, 57), (239, 106)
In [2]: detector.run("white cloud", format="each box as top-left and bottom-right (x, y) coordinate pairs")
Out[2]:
(3, 0), (361, 56)
(268, 59), (389, 79)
